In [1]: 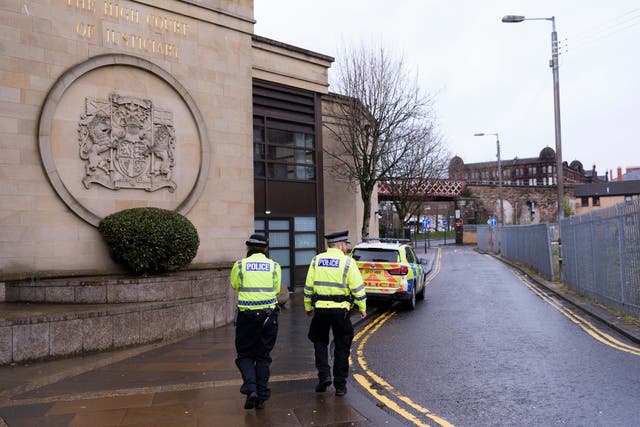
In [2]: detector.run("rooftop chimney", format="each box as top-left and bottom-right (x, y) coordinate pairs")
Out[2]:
(617, 167), (622, 181)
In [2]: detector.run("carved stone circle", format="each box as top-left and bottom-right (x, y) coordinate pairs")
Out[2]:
(38, 54), (210, 226)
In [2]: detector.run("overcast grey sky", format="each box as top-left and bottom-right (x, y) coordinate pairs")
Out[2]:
(254, 1), (639, 180)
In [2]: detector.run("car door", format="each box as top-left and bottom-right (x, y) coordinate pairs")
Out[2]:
(404, 246), (423, 292)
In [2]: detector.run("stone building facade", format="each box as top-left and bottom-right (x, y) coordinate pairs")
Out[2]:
(1, 0), (370, 279)
(0, 0), (374, 362)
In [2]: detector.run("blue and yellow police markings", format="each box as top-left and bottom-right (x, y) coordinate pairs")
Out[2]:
(351, 248), (454, 427)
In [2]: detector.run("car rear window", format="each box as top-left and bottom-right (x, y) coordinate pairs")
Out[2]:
(352, 248), (399, 262)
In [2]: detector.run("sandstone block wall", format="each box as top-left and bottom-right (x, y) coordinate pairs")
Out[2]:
(1, 0), (257, 276)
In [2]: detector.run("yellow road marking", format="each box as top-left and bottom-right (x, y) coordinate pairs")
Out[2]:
(487, 255), (640, 356)
(353, 248), (455, 427)
(353, 373), (430, 427)
(515, 274), (640, 356)
(424, 247), (442, 286)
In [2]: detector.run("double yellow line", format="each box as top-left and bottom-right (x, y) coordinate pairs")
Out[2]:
(514, 272), (640, 356)
(351, 249), (640, 426)
(351, 248), (454, 427)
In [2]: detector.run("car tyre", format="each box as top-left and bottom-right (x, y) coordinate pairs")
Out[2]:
(417, 276), (426, 301)
(404, 283), (416, 310)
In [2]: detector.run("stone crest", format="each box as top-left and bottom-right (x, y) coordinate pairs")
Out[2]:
(78, 93), (177, 192)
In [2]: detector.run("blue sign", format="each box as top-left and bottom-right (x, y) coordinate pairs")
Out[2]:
(489, 217), (497, 226)
(442, 220), (447, 226)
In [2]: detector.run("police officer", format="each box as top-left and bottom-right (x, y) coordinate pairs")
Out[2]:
(304, 230), (366, 396)
(230, 233), (281, 410)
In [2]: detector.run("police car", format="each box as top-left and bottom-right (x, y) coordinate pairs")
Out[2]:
(350, 238), (427, 309)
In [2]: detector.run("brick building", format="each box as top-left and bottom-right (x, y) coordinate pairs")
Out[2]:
(449, 147), (603, 224)
(572, 180), (640, 215)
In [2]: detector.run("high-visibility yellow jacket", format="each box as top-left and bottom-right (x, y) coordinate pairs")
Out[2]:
(230, 253), (281, 311)
(304, 247), (366, 312)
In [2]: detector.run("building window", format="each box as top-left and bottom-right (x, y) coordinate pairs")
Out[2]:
(593, 196), (600, 206)
(253, 123), (316, 181)
(625, 195), (633, 204)
(581, 196), (589, 207)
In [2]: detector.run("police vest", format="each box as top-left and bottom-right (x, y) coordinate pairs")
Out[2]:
(233, 254), (280, 311)
(304, 248), (366, 311)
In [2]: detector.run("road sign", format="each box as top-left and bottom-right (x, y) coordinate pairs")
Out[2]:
(442, 220), (447, 227)
(489, 217), (497, 226)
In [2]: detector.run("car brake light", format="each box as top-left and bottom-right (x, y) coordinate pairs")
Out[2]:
(388, 266), (408, 275)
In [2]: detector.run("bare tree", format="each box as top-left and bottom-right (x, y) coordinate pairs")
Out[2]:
(324, 44), (435, 238)
(381, 127), (449, 235)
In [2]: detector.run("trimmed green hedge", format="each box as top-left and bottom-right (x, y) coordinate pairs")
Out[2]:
(99, 207), (199, 275)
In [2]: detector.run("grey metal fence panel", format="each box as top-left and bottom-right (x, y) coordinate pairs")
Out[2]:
(501, 223), (555, 280)
(477, 225), (489, 252)
(561, 200), (640, 317)
(477, 225), (499, 254)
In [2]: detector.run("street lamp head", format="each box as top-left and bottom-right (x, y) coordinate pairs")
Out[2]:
(473, 133), (485, 136)
(502, 15), (525, 23)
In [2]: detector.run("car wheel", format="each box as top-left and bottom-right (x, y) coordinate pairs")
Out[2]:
(404, 283), (416, 310)
(417, 277), (426, 301)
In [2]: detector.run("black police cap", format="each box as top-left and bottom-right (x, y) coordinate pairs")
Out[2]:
(324, 230), (350, 244)
(246, 233), (268, 247)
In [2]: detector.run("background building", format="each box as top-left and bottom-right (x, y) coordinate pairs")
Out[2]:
(449, 147), (603, 224)
(572, 181), (640, 215)
(610, 166), (640, 181)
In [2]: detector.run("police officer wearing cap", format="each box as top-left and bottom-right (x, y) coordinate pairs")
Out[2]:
(230, 233), (281, 410)
(304, 230), (366, 396)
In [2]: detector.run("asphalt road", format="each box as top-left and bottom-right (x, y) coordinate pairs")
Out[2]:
(352, 245), (640, 426)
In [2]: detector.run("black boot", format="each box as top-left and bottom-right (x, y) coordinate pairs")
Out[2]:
(244, 392), (258, 409)
(315, 378), (332, 392)
(335, 385), (347, 396)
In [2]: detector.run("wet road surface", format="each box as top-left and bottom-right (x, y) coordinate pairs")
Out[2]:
(352, 245), (640, 426)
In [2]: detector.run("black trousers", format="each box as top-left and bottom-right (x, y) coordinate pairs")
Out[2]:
(235, 309), (278, 401)
(307, 308), (354, 389)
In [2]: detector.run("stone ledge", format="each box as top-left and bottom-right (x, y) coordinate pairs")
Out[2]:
(0, 294), (235, 365)
(5, 269), (229, 304)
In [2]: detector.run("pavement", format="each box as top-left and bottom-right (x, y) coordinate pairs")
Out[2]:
(0, 281), (412, 426)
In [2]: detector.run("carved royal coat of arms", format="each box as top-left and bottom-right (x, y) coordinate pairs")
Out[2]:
(78, 93), (177, 192)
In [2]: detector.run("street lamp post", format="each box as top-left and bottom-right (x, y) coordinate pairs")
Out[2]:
(474, 132), (505, 226)
(502, 14), (564, 222)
